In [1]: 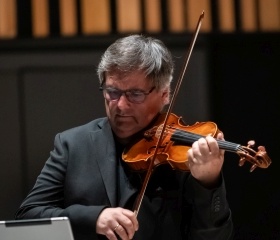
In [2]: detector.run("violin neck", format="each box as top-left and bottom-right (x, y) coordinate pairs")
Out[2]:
(170, 130), (241, 153)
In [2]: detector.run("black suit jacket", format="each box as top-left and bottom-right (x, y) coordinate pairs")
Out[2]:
(15, 118), (233, 240)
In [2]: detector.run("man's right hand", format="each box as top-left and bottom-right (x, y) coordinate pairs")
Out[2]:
(96, 207), (139, 240)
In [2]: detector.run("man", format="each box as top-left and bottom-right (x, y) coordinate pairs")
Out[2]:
(15, 35), (233, 240)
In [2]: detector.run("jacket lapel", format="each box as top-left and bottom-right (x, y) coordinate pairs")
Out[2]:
(90, 119), (118, 207)
(91, 118), (136, 207)
(90, 119), (137, 207)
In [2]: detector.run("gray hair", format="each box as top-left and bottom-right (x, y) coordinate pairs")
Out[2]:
(97, 34), (174, 90)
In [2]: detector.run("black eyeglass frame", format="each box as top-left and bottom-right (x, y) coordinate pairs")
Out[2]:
(99, 86), (155, 104)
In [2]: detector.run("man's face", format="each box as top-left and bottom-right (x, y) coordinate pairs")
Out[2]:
(103, 70), (169, 141)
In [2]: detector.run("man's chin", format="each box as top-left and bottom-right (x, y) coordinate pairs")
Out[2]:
(114, 128), (136, 138)
(112, 123), (141, 138)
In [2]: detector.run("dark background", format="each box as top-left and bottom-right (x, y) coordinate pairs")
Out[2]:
(210, 33), (280, 240)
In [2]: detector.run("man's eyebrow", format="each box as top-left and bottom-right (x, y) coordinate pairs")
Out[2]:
(105, 86), (146, 92)
(129, 88), (146, 92)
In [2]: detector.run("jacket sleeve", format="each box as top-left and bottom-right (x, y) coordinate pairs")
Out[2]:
(184, 174), (234, 240)
(15, 133), (107, 239)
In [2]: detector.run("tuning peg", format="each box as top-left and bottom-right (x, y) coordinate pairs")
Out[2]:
(239, 157), (246, 166)
(247, 140), (255, 148)
(250, 164), (257, 172)
(258, 146), (265, 151)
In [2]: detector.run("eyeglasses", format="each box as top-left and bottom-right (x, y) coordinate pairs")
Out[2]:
(99, 86), (155, 104)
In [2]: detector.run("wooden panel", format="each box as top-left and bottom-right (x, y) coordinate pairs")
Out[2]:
(186, 0), (211, 32)
(59, 0), (77, 36)
(31, 0), (49, 37)
(240, 0), (257, 32)
(218, 0), (235, 32)
(167, 0), (185, 32)
(144, 0), (161, 32)
(259, 0), (280, 31)
(116, 0), (142, 32)
(0, 0), (17, 38)
(80, 0), (111, 34)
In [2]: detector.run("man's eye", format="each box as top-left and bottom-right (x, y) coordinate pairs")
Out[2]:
(108, 89), (120, 94)
(131, 91), (144, 96)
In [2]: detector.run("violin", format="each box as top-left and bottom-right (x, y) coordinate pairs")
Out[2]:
(123, 112), (271, 173)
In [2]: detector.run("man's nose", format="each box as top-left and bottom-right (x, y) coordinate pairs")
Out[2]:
(117, 94), (130, 108)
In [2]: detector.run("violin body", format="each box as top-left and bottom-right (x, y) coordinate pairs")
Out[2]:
(122, 113), (219, 172)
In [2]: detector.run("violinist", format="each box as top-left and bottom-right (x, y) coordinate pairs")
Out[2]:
(15, 34), (234, 240)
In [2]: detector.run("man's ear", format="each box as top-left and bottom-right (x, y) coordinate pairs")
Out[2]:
(162, 90), (170, 105)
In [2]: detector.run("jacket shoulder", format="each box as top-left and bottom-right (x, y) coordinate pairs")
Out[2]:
(58, 117), (109, 140)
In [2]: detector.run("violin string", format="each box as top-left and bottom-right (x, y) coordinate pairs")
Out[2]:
(162, 127), (242, 153)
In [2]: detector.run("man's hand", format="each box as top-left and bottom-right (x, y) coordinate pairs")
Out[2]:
(187, 132), (225, 188)
(96, 207), (138, 240)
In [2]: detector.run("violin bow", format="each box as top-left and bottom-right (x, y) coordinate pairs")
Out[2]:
(133, 11), (205, 216)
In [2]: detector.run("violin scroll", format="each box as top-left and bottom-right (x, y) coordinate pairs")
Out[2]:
(237, 140), (271, 172)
